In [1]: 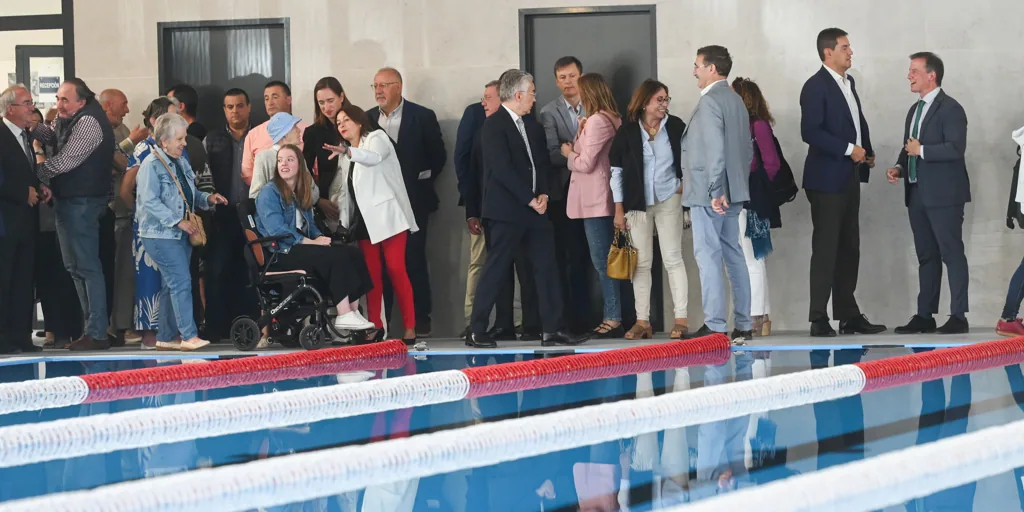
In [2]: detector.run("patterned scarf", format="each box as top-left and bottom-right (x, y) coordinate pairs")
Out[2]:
(745, 209), (773, 260)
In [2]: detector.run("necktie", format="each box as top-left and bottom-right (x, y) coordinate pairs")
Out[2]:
(21, 131), (35, 172)
(515, 117), (537, 193)
(570, 105), (579, 133)
(908, 100), (924, 183)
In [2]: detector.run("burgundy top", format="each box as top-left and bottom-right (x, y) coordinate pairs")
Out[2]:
(751, 119), (781, 180)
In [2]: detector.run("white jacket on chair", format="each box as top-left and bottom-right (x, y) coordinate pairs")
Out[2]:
(331, 129), (419, 244)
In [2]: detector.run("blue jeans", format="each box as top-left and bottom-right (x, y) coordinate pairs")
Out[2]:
(141, 235), (197, 341)
(691, 203), (752, 332)
(1003, 254), (1024, 319)
(54, 196), (109, 339)
(582, 216), (621, 322)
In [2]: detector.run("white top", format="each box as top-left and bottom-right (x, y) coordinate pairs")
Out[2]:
(823, 65), (862, 155)
(378, 99), (404, 143)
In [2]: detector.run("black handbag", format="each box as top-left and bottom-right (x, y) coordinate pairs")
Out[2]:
(754, 133), (798, 206)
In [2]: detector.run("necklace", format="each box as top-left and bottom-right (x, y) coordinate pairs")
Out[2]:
(643, 120), (659, 141)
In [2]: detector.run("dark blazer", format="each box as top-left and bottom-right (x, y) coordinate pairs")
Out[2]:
(800, 66), (874, 193)
(608, 114), (685, 214)
(480, 106), (551, 224)
(455, 102), (485, 207)
(367, 100), (447, 215)
(465, 130), (484, 220)
(0, 125), (39, 235)
(895, 89), (971, 208)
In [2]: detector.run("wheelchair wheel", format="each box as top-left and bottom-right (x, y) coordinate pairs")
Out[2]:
(298, 324), (325, 351)
(230, 317), (261, 351)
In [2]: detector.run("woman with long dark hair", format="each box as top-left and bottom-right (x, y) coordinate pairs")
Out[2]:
(302, 77), (352, 226)
(731, 77), (782, 337)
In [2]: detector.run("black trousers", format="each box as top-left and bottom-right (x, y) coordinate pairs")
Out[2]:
(384, 210), (432, 328)
(549, 200), (591, 332)
(204, 206), (258, 338)
(489, 225), (541, 333)
(99, 206), (116, 326)
(470, 218), (563, 334)
(806, 171), (861, 323)
(36, 230), (82, 339)
(0, 216), (37, 350)
(908, 188), (969, 316)
(273, 244), (373, 303)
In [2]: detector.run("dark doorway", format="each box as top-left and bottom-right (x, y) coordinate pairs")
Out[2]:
(520, 5), (664, 332)
(157, 18), (290, 134)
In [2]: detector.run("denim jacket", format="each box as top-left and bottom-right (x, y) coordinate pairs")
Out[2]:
(136, 146), (212, 239)
(255, 181), (322, 254)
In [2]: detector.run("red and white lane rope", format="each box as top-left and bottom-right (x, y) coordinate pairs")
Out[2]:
(677, 416), (1024, 512)
(10, 338), (1023, 512)
(0, 335), (730, 469)
(0, 341), (409, 416)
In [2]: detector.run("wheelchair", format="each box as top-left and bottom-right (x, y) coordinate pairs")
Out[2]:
(229, 199), (365, 351)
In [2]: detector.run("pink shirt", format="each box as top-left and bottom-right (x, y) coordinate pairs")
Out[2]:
(566, 112), (622, 219)
(751, 119), (781, 180)
(241, 119), (310, 185)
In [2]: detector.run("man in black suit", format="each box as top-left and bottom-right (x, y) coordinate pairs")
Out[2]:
(0, 85), (49, 353)
(800, 27), (886, 337)
(368, 67), (446, 338)
(468, 70), (587, 348)
(887, 52), (970, 335)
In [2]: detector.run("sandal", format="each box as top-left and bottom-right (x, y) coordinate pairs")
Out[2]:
(592, 322), (626, 339)
(670, 323), (689, 339)
(624, 323), (653, 340)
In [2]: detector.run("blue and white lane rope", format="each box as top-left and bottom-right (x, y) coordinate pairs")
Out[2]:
(675, 416), (1024, 512)
(0, 366), (866, 512)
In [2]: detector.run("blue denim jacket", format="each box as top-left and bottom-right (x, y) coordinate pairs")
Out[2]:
(136, 146), (212, 239)
(255, 181), (322, 254)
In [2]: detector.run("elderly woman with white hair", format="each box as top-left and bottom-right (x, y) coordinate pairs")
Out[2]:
(136, 113), (227, 351)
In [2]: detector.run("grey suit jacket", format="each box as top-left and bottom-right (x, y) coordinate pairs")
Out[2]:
(681, 81), (753, 207)
(894, 89), (970, 208)
(539, 97), (585, 201)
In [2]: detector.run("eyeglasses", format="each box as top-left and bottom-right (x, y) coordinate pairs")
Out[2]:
(655, 97), (672, 105)
(370, 82), (399, 90)
(14, 100), (34, 108)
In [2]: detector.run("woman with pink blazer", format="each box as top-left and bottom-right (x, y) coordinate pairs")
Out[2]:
(560, 73), (624, 338)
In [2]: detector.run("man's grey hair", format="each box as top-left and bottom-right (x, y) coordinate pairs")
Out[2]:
(153, 113), (189, 145)
(377, 67), (403, 84)
(498, 70), (533, 102)
(484, 80), (500, 89)
(0, 84), (29, 114)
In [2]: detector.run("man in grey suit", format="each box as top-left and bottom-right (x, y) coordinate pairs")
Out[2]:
(539, 56), (591, 333)
(887, 52), (970, 335)
(682, 45), (755, 341)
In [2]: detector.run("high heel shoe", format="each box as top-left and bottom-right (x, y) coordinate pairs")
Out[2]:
(760, 316), (772, 337)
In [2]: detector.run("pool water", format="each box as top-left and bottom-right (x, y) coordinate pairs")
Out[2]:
(2, 348), (1024, 511)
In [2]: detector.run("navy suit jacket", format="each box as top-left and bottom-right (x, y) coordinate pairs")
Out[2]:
(800, 66), (874, 193)
(479, 107), (551, 224)
(368, 100), (447, 215)
(895, 89), (971, 208)
(454, 102), (485, 207)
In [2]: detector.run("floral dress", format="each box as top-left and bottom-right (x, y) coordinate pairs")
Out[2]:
(128, 138), (192, 331)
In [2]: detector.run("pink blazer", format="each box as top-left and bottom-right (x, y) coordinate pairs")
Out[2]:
(566, 112), (622, 219)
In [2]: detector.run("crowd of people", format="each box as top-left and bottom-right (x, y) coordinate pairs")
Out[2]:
(0, 26), (1020, 354)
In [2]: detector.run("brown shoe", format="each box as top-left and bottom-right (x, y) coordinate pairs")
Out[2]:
(68, 335), (112, 351)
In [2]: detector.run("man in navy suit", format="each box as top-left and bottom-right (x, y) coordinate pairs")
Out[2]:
(800, 28), (886, 337)
(886, 53), (971, 335)
(368, 67), (447, 337)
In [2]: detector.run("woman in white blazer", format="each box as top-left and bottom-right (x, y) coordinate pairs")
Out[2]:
(327, 104), (419, 344)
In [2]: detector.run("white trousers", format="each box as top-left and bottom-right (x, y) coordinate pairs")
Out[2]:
(627, 193), (688, 321)
(738, 209), (771, 316)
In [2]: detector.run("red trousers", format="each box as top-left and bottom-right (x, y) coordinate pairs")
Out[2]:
(359, 231), (415, 330)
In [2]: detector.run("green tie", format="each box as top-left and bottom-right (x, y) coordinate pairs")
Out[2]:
(908, 100), (925, 182)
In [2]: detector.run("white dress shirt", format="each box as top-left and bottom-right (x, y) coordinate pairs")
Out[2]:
(563, 97), (582, 133)
(823, 65), (862, 155)
(378, 99), (404, 143)
(700, 79), (727, 96)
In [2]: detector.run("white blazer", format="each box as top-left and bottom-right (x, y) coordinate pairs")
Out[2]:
(331, 130), (419, 244)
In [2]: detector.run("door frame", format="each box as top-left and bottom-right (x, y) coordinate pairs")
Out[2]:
(15, 44), (64, 86)
(518, 5), (658, 78)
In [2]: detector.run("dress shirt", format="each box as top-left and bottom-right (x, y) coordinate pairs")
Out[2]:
(895, 87), (942, 169)
(3, 117), (28, 163)
(610, 115), (679, 206)
(503, 105), (537, 193)
(823, 65), (862, 155)
(701, 79), (727, 96)
(240, 118), (309, 185)
(378, 99), (404, 143)
(32, 117), (104, 180)
(564, 97), (582, 133)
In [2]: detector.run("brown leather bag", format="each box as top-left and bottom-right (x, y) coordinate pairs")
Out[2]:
(606, 228), (637, 280)
(154, 151), (207, 247)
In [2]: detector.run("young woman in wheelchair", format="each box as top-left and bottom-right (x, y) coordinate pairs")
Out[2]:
(254, 144), (376, 333)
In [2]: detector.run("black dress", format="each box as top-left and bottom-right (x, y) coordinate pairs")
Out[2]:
(346, 162), (370, 241)
(302, 122), (341, 200)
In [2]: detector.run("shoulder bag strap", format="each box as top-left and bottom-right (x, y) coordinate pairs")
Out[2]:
(152, 150), (194, 213)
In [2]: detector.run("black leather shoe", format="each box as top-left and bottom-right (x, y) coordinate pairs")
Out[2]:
(486, 326), (518, 342)
(519, 331), (542, 342)
(839, 314), (887, 335)
(465, 333), (497, 349)
(459, 326), (471, 340)
(894, 315), (937, 335)
(810, 320), (837, 337)
(937, 316), (969, 335)
(541, 331), (590, 346)
(731, 329), (753, 344)
(686, 324), (725, 339)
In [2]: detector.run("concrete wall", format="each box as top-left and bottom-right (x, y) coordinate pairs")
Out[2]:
(73, 0), (1024, 336)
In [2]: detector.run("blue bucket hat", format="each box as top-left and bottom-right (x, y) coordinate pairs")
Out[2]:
(267, 112), (302, 143)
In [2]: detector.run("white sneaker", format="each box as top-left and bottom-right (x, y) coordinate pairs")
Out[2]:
(334, 311), (375, 331)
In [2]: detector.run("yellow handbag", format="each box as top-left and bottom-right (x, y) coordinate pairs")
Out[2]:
(607, 228), (637, 280)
